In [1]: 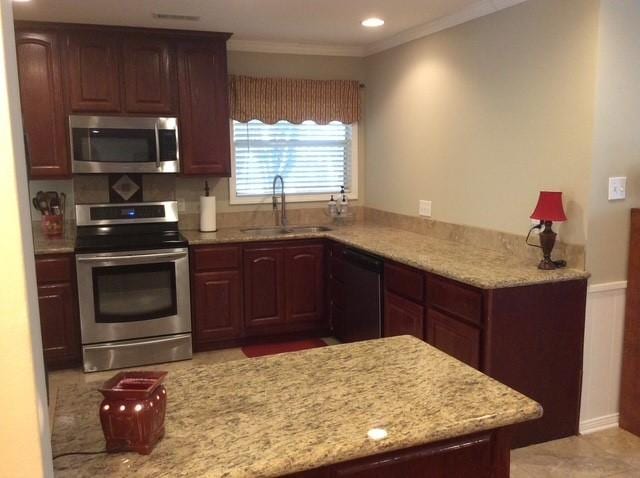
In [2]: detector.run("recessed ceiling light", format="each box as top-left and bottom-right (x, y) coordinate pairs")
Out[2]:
(361, 18), (384, 28)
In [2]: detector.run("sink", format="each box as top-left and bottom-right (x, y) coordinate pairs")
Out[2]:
(241, 225), (332, 237)
(286, 226), (332, 233)
(241, 227), (290, 236)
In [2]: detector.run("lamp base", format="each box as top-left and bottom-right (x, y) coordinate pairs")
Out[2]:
(538, 258), (558, 270)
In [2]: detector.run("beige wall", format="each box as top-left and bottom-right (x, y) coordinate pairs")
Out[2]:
(0, 0), (52, 475)
(363, 0), (600, 247)
(586, 0), (640, 283)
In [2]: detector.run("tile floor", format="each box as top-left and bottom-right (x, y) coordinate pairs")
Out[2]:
(49, 344), (640, 477)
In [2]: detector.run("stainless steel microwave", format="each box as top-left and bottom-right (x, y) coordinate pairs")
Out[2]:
(69, 115), (179, 174)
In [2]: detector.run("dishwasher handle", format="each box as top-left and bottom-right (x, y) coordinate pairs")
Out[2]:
(342, 248), (384, 273)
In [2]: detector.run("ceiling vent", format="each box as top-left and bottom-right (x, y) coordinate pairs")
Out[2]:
(152, 13), (200, 22)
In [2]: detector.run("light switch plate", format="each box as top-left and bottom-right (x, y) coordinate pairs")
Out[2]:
(608, 177), (627, 201)
(419, 200), (432, 217)
(177, 198), (186, 212)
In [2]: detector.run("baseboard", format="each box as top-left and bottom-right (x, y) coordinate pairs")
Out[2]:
(579, 413), (620, 434)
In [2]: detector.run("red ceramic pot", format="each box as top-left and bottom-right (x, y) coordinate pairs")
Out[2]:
(99, 371), (168, 455)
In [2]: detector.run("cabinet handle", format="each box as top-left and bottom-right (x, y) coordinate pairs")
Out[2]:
(23, 131), (31, 168)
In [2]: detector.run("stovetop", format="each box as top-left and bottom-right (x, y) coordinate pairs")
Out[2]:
(74, 201), (187, 253)
(75, 223), (188, 253)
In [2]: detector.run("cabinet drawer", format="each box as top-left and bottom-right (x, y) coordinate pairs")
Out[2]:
(427, 275), (483, 325)
(384, 262), (425, 303)
(35, 254), (73, 283)
(193, 246), (240, 271)
(426, 308), (481, 369)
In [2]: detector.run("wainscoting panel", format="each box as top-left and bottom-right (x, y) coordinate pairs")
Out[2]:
(579, 281), (627, 434)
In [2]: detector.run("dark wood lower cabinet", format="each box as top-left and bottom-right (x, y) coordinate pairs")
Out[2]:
(426, 308), (480, 369)
(285, 430), (509, 478)
(384, 291), (424, 340)
(35, 254), (81, 369)
(285, 244), (325, 324)
(243, 246), (287, 332)
(193, 270), (242, 343)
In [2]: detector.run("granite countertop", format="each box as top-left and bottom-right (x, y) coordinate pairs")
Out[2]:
(182, 224), (589, 289)
(32, 221), (589, 289)
(52, 336), (542, 477)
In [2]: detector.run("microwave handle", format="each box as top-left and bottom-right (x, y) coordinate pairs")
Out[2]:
(154, 120), (161, 169)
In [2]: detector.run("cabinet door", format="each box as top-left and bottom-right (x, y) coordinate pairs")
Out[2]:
(123, 36), (176, 114)
(38, 282), (80, 366)
(65, 31), (122, 112)
(15, 29), (69, 178)
(193, 270), (242, 344)
(426, 308), (481, 369)
(384, 291), (424, 340)
(177, 38), (231, 175)
(243, 247), (286, 329)
(285, 244), (325, 324)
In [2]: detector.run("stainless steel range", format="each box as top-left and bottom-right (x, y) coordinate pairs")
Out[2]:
(75, 201), (192, 372)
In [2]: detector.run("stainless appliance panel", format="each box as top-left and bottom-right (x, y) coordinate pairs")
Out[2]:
(83, 333), (192, 372)
(70, 115), (179, 173)
(76, 201), (179, 226)
(76, 248), (191, 344)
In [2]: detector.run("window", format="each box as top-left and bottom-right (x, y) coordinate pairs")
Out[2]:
(230, 120), (357, 204)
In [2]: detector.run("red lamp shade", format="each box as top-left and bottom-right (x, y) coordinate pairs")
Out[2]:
(530, 191), (567, 222)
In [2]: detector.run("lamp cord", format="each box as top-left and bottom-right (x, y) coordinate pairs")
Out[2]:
(525, 223), (543, 248)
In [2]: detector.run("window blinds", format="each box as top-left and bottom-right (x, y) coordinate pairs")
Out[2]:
(233, 120), (353, 197)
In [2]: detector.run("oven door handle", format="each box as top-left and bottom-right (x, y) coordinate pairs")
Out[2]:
(77, 251), (187, 264)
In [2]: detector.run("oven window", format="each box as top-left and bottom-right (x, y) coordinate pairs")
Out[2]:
(93, 262), (177, 323)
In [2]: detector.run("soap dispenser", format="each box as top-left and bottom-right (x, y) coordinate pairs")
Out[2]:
(327, 195), (338, 217)
(339, 186), (349, 216)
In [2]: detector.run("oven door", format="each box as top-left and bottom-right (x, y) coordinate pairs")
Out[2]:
(70, 115), (179, 173)
(76, 248), (191, 344)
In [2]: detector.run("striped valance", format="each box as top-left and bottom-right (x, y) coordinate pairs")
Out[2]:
(229, 75), (361, 125)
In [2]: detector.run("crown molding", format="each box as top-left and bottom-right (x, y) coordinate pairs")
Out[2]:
(226, 0), (528, 58)
(227, 39), (365, 57)
(364, 0), (528, 56)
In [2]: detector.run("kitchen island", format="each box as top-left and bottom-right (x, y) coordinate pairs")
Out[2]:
(52, 336), (541, 477)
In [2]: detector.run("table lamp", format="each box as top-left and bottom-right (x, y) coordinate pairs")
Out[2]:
(527, 191), (567, 270)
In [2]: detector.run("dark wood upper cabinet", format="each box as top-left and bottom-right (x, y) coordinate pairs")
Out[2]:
(285, 244), (325, 324)
(122, 36), (176, 114)
(177, 38), (231, 176)
(65, 30), (122, 112)
(243, 246), (286, 330)
(15, 28), (69, 178)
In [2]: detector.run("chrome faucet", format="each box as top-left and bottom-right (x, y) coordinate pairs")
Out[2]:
(272, 175), (288, 228)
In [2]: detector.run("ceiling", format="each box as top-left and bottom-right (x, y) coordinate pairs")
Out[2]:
(12, 0), (525, 56)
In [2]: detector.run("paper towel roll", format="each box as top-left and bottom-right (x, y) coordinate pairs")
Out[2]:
(200, 196), (217, 232)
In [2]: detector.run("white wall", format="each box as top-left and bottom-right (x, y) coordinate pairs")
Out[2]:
(0, 0), (53, 475)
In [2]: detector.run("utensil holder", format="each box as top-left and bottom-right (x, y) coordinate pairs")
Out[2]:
(41, 214), (64, 237)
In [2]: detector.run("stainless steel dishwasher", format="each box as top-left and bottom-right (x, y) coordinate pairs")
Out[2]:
(338, 248), (384, 342)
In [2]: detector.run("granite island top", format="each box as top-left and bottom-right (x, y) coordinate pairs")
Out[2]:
(32, 221), (589, 289)
(182, 224), (589, 289)
(52, 336), (542, 478)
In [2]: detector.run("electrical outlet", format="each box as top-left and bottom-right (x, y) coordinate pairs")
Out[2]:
(530, 218), (541, 234)
(608, 177), (627, 201)
(177, 198), (186, 212)
(419, 200), (432, 217)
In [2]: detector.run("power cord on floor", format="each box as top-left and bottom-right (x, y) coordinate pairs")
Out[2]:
(53, 450), (111, 460)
